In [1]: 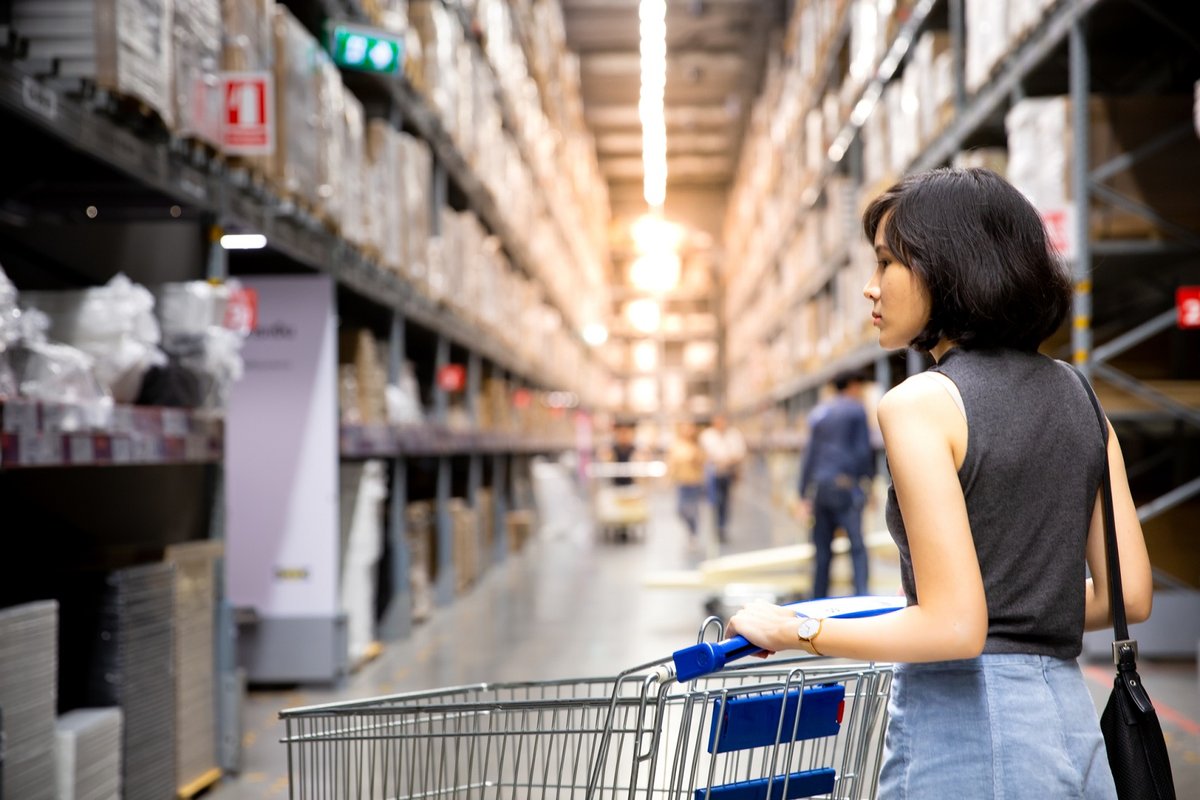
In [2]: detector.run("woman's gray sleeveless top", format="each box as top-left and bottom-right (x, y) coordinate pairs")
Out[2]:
(884, 347), (1106, 658)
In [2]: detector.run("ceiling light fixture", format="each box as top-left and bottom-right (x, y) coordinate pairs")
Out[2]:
(626, 298), (662, 333)
(220, 233), (268, 250)
(639, 0), (667, 209)
(582, 323), (609, 346)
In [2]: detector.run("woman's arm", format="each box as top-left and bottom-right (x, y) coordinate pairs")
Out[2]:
(1084, 420), (1153, 630)
(726, 376), (988, 662)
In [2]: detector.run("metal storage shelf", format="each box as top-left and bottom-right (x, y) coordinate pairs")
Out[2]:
(0, 401), (222, 469)
(0, 55), (572, 398)
(729, 0), (1169, 416)
(317, 0), (604, 341)
(339, 424), (572, 458)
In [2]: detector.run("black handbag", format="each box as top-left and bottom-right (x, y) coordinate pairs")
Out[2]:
(1071, 367), (1176, 800)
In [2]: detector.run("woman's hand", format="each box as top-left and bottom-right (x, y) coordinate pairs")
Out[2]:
(724, 600), (804, 657)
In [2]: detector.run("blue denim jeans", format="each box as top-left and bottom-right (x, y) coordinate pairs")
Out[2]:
(878, 653), (1117, 799)
(677, 483), (703, 536)
(812, 481), (868, 597)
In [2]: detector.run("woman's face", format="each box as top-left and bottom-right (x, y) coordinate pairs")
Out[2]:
(863, 214), (932, 351)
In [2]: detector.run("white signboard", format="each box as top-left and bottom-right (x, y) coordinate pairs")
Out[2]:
(227, 275), (338, 618)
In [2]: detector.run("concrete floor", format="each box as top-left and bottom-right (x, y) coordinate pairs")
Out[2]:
(208, 474), (1199, 799)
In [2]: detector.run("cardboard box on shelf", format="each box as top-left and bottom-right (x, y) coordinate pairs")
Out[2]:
(173, 0), (222, 146)
(450, 499), (479, 593)
(912, 30), (951, 145)
(954, 147), (1008, 176)
(965, 0), (1009, 94)
(340, 91), (368, 248)
(1007, 95), (1200, 241)
(363, 0), (408, 32)
(406, 501), (436, 622)
(220, 0), (275, 178)
(506, 509), (534, 553)
(13, 0), (175, 128)
(270, 7), (324, 210)
(339, 329), (388, 426)
(364, 121), (402, 271)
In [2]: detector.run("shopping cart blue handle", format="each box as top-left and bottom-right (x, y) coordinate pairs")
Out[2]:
(672, 595), (906, 681)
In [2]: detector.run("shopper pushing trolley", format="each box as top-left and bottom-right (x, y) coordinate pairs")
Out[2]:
(723, 168), (1159, 799)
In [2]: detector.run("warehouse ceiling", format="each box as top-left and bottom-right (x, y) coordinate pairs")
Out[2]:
(559, 0), (787, 252)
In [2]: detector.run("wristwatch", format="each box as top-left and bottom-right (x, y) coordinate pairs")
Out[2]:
(796, 615), (824, 656)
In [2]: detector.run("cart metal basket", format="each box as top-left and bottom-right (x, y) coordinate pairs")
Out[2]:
(281, 621), (894, 800)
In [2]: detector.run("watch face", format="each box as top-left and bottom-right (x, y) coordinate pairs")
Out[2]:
(797, 617), (820, 641)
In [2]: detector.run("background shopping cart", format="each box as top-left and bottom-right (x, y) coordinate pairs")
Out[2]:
(585, 460), (666, 542)
(281, 600), (898, 800)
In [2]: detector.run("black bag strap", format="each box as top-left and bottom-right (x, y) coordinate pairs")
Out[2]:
(1067, 366), (1135, 660)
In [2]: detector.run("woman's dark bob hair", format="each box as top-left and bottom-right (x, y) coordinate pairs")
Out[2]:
(862, 167), (1071, 353)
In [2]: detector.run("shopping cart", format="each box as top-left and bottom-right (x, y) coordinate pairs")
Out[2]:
(280, 599), (899, 800)
(585, 461), (665, 541)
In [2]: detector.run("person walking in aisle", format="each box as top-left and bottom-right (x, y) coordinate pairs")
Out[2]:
(724, 168), (1152, 799)
(797, 370), (875, 598)
(699, 414), (746, 543)
(666, 421), (706, 539)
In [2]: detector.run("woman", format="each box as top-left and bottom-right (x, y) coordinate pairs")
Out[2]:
(666, 421), (706, 538)
(724, 168), (1153, 798)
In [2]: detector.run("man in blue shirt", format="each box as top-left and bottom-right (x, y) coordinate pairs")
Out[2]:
(797, 370), (875, 598)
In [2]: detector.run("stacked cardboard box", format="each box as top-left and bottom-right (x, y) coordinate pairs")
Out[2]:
(1007, 95), (1200, 240)
(172, 0), (222, 146)
(339, 330), (388, 427)
(450, 499), (479, 593)
(13, 0), (174, 127)
(221, 0), (275, 178)
(271, 7), (326, 212)
(406, 502), (436, 622)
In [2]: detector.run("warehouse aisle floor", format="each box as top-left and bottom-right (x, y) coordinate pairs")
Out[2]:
(208, 476), (1199, 799)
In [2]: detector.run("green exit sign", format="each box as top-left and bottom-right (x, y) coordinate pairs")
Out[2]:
(327, 23), (404, 75)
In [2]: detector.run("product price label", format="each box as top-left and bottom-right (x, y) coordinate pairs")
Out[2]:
(25, 435), (62, 466)
(3, 401), (38, 434)
(111, 406), (134, 435)
(69, 436), (96, 465)
(21, 76), (57, 122)
(185, 435), (208, 461)
(110, 437), (133, 464)
(161, 409), (188, 438)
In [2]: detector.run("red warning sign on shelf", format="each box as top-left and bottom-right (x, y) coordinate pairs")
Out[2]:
(224, 287), (260, 334)
(437, 364), (466, 393)
(1178, 286), (1200, 329)
(221, 72), (274, 155)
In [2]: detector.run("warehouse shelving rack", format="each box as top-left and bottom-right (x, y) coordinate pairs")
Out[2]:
(0, 0), (608, 783)
(726, 0), (1199, 634)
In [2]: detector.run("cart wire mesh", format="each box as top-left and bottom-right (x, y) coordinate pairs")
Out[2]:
(281, 656), (893, 800)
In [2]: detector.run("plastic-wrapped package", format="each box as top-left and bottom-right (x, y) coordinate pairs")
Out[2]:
(173, 0), (222, 145)
(363, 0), (408, 32)
(364, 121), (404, 272)
(154, 281), (248, 409)
(221, 0), (275, 175)
(0, 264), (22, 398)
(316, 61), (346, 227)
(271, 6), (324, 207)
(13, 0), (174, 127)
(21, 275), (166, 404)
(222, 0), (275, 70)
(340, 90), (367, 248)
(398, 133), (433, 283)
(8, 338), (111, 420)
(386, 361), (424, 426)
